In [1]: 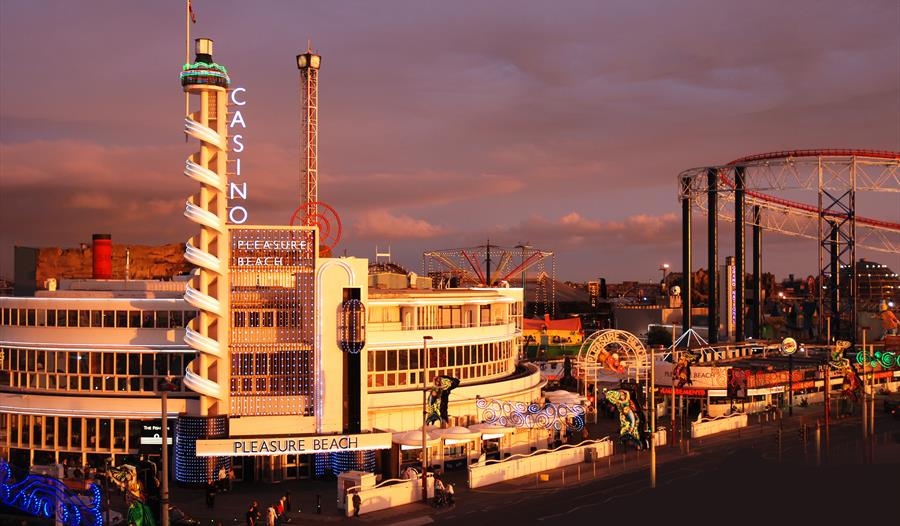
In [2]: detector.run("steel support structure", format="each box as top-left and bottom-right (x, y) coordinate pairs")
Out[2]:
(818, 158), (857, 343)
(752, 205), (762, 339)
(734, 166), (745, 342)
(707, 168), (719, 343)
(299, 59), (319, 223)
(681, 177), (692, 335)
(678, 150), (897, 345)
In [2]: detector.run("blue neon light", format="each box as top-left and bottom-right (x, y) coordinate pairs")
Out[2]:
(0, 459), (103, 526)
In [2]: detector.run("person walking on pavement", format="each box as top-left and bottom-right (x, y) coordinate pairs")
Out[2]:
(246, 501), (260, 526)
(352, 491), (362, 517)
(205, 481), (216, 508)
(446, 483), (455, 507)
(266, 504), (277, 526)
(880, 302), (899, 338)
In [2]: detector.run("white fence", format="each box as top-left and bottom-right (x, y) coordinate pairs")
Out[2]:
(691, 413), (748, 438)
(468, 439), (613, 489)
(345, 475), (434, 517)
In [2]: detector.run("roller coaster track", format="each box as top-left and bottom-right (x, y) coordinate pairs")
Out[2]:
(681, 150), (900, 253)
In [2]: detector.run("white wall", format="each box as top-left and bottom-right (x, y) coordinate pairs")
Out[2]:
(345, 476), (434, 517)
(468, 440), (613, 489)
(691, 413), (748, 438)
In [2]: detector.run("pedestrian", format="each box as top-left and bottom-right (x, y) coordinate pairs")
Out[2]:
(275, 498), (284, 523)
(880, 302), (899, 338)
(247, 500), (260, 526)
(266, 504), (277, 526)
(227, 467), (235, 492)
(446, 483), (455, 506)
(351, 491), (361, 517)
(205, 482), (216, 508)
(218, 465), (227, 490)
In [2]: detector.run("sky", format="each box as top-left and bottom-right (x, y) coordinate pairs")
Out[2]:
(1, 0), (898, 282)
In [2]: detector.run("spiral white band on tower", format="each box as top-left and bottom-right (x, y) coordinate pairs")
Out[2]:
(182, 101), (228, 404)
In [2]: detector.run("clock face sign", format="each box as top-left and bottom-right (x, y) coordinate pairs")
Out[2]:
(781, 337), (798, 355)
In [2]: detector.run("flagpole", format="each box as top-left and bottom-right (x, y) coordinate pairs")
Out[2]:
(185, 0), (190, 120)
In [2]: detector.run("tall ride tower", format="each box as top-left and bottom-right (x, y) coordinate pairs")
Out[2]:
(297, 49), (321, 224)
(177, 37), (231, 485)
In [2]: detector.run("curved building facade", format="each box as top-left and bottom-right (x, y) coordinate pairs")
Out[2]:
(0, 269), (544, 482)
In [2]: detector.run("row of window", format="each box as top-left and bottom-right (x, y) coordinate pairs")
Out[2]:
(0, 307), (196, 329)
(368, 303), (523, 332)
(1, 413), (144, 453)
(366, 339), (516, 391)
(1, 348), (193, 393)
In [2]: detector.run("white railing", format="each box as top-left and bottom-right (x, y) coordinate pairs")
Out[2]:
(691, 412), (749, 437)
(345, 475), (434, 517)
(468, 438), (613, 489)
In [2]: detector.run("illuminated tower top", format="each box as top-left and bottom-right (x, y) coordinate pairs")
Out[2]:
(296, 48), (321, 225)
(182, 38), (230, 88)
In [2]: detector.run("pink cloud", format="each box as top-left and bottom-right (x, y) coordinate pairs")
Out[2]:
(354, 210), (449, 240)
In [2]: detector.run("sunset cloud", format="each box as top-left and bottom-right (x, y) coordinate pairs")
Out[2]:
(354, 210), (449, 240)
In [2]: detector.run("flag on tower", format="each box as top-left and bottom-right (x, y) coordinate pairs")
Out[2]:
(189, 0), (197, 23)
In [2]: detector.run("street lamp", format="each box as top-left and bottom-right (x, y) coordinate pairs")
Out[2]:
(421, 336), (433, 502)
(157, 378), (178, 526)
(659, 264), (670, 294)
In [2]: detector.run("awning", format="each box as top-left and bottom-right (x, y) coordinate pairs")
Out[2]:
(392, 429), (441, 447)
(469, 422), (517, 439)
(431, 426), (481, 444)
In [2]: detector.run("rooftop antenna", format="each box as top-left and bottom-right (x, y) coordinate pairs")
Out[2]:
(375, 246), (392, 264)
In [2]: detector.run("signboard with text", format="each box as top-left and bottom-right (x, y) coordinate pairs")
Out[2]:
(195, 432), (392, 457)
(229, 226), (318, 417)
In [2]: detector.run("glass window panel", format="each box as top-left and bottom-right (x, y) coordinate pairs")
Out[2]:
(116, 310), (128, 328)
(90, 310), (102, 328)
(103, 311), (114, 327)
(99, 419), (111, 448)
(375, 352), (385, 372)
(86, 419), (97, 448)
(387, 351), (397, 371)
(113, 419), (126, 450)
(155, 311), (169, 328)
(130, 310), (141, 328)
(170, 310), (183, 327)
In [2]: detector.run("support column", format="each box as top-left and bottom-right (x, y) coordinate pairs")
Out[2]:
(829, 223), (840, 340)
(707, 168), (718, 343)
(681, 178), (692, 335)
(752, 205), (762, 339)
(734, 166), (745, 342)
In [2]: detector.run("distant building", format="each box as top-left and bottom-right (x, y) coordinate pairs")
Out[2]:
(523, 314), (583, 346)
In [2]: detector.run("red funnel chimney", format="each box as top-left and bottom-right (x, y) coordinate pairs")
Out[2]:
(92, 234), (112, 279)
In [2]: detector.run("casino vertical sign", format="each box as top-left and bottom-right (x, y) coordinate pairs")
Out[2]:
(228, 87), (250, 224)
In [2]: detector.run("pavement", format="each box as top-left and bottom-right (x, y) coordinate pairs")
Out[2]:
(137, 399), (900, 525)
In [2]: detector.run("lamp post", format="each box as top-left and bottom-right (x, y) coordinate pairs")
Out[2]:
(660, 264), (669, 293)
(650, 349), (656, 488)
(158, 378), (178, 526)
(421, 335), (433, 502)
